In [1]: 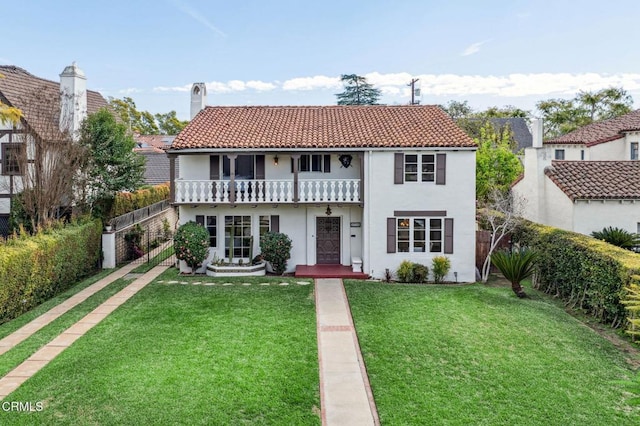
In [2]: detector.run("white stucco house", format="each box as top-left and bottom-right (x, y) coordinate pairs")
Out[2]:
(513, 111), (640, 235)
(166, 84), (477, 281)
(0, 63), (108, 235)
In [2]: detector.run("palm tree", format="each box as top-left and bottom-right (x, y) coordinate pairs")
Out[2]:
(490, 249), (538, 298)
(591, 226), (640, 251)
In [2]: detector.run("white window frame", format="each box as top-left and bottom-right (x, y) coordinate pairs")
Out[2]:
(397, 217), (442, 253)
(631, 142), (639, 160)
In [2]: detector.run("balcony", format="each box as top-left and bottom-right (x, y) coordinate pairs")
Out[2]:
(174, 179), (361, 204)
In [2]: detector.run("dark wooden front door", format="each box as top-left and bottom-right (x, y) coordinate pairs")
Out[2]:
(316, 217), (341, 264)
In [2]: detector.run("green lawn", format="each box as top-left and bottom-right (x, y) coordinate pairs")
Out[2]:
(1, 270), (319, 425)
(344, 281), (640, 425)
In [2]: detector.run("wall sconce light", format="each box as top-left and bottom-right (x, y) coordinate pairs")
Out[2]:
(273, 155), (279, 166)
(325, 205), (332, 216)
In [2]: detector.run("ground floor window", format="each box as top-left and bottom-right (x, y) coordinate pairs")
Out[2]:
(397, 217), (442, 253)
(225, 215), (252, 258)
(195, 215), (217, 247)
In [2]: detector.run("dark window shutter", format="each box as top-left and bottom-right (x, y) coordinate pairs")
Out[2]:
(270, 215), (280, 233)
(436, 153), (446, 185)
(444, 218), (454, 254)
(323, 154), (331, 173)
(394, 153), (404, 184)
(255, 155), (265, 179)
(209, 155), (220, 180)
(290, 158), (295, 173)
(195, 215), (205, 226)
(387, 218), (396, 253)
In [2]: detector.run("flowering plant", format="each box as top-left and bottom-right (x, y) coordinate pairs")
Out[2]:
(260, 232), (292, 275)
(173, 221), (210, 273)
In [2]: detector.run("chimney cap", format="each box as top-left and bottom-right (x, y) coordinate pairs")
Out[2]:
(60, 62), (86, 79)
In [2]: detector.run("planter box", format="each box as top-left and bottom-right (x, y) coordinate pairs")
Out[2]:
(206, 261), (267, 277)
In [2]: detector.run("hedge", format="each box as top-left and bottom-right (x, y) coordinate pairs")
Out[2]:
(95, 183), (170, 222)
(0, 218), (102, 323)
(515, 221), (640, 329)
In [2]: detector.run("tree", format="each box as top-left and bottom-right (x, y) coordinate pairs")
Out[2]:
(155, 111), (189, 135)
(439, 100), (474, 119)
(108, 97), (188, 135)
(0, 73), (22, 125)
(475, 122), (523, 202)
(78, 108), (145, 209)
(478, 190), (524, 283)
(491, 248), (538, 298)
(335, 74), (381, 105)
(536, 87), (633, 138)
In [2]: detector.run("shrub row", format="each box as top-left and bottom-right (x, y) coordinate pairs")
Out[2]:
(0, 219), (102, 324)
(515, 221), (640, 329)
(95, 183), (170, 221)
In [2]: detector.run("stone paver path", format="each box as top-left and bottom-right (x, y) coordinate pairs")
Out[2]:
(0, 261), (141, 357)
(0, 264), (169, 399)
(315, 278), (379, 426)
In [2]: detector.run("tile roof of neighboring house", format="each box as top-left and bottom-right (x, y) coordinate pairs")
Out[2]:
(139, 152), (178, 186)
(0, 65), (108, 139)
(545, 109), (640, 146)
(169, 105), (476, 150)
(133, 134), (176, 153)
(544, 160), (640, 200)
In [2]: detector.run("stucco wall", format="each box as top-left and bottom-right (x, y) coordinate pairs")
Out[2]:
(366, 149), (477, 282)
(573, 200), (640, 235)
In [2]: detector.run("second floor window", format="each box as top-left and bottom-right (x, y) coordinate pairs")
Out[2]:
(554, 149), (565, 160)
(292, 154), (331, 173)
(631, 142), (639, 160)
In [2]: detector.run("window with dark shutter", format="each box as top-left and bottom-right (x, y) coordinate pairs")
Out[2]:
(436, 153), (446, 185)
(394, 153), (404, 184)
(270, 215), (280, 233)
(323, 154), (331, 173)
(387, 218), (396, 253)
(444, 218), (454, 254)
(255, 155), (265, 179)
(209, 155), (220, 180)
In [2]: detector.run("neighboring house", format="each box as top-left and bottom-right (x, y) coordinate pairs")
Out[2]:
(513, 111), (640, 235)
(0, 63), (108, 235)
(166, 85), (477, 281)
(490, 117), (532, 153)
(133, 134), (178, 185)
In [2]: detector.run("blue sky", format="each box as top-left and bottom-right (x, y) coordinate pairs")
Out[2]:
(3, 0), (640, 120)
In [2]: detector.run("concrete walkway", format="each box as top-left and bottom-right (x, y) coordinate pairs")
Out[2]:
(315, 278), (379, 426)
(0, 264), (169, 399)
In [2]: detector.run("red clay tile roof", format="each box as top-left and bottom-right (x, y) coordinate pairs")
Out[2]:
(133, 134), (176, 153)
(545, 109), (640, 146)
(0, 65), (108, 139)
(169, 105), (476, 150)
(544, 160), (640, 200)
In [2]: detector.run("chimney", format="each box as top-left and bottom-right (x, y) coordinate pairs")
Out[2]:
(531, 118), (543, 148)
(59, 62), (87, 139)
(190, 83), (207, 120)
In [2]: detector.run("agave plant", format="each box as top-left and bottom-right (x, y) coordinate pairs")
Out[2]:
(490, 248), (538, 298)
(591, 226), (640, 251)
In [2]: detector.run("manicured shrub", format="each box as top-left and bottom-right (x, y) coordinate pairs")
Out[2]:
(396, 260), (428, 283)
(260, 232), (292, 275)
(432, 256), (451, 284)
(97, 183), (170, 222)
(0, 218), (102, 323)
(591, 226), (640, 251)
(174, 221), (210, 273)
(515, 221), (640, 328)
(396, 260), (414, 283)
(490, 249), (538, 298)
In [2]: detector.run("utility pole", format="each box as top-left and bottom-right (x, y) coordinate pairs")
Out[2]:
(408, 78), (420, 105)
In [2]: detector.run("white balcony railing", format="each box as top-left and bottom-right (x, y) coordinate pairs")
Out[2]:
(174, 179), (361, 204)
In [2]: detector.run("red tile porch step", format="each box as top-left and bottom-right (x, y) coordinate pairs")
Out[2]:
(295, 265), (369, 279)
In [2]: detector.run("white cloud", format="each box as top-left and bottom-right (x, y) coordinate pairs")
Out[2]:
(150, 72), (640, 104)
(246, 80), (276, 91)
(170, 0), (227, 38)
(461, 40), (491, 56)
(153, 84), (191, 92)
(282, 75), (341, 91)
(118, 87), (142, 95)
